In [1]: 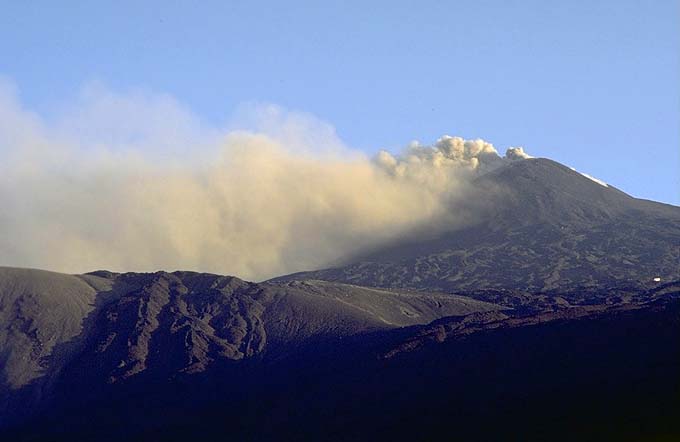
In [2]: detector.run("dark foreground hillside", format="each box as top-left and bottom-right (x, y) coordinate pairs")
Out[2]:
(2, 277), (678, 441)
(0, 267), (499, 426)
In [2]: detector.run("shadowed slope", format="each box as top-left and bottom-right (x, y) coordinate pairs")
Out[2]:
(0, 268), (108, 389)
(5, 285), (678, 442)
(0, 266), (500, 425)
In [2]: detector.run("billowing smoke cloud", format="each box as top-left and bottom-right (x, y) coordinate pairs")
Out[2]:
(0, 79), (531, 280)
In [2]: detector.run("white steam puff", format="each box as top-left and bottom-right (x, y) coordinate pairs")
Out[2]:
(376, 136), (530, 181)
(0, 80), (531, 280)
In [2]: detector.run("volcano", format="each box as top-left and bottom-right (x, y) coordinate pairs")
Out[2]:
(275, 158), (680, 293)
(1, 156), (678, 441)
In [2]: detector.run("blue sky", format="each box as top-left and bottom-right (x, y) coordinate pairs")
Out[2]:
(2, 0), (678, 204)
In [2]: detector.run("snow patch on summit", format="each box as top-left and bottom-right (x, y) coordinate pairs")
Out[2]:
(569, 167), (608, 187)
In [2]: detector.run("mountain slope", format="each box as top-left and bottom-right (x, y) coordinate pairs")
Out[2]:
(0, 267), (500, 425)
(274, 158), (680, 292)
(6, 286), (679, 442)
(1, 267), (677, 440)
(0, 268), (104, 389)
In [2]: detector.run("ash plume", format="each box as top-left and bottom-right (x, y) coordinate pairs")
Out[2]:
(0, 80), (530, 280)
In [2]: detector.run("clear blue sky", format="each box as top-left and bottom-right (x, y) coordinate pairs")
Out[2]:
(2, 0), (678, 204)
